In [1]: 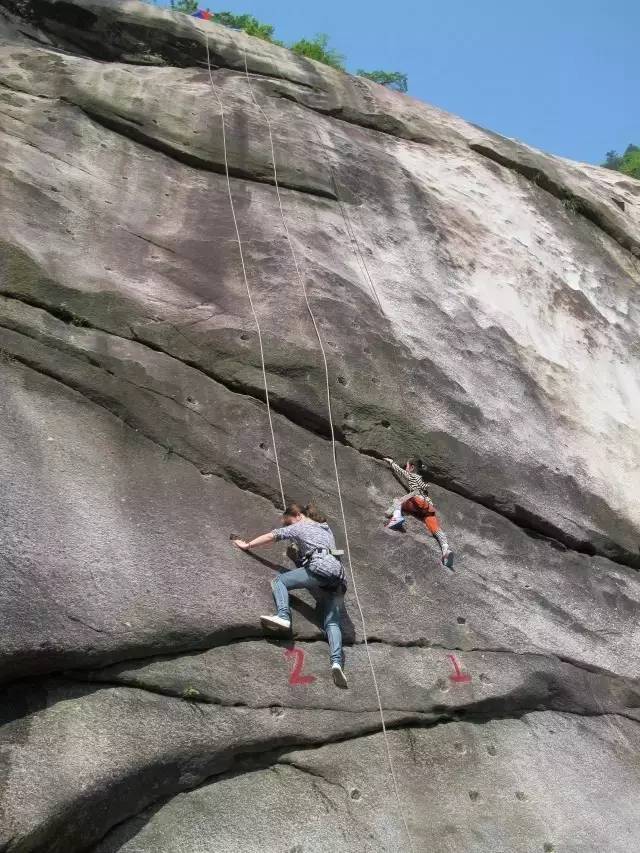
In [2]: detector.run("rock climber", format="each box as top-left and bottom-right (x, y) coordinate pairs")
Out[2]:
(383, 456), (455, 569)
(231, 502), (349, 688)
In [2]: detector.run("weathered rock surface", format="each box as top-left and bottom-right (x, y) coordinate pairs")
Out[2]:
(94, 713), (640, 853)
(0, 679), (414, 852)
(0, 0), (639, 850)
(80, 640), (640, 718)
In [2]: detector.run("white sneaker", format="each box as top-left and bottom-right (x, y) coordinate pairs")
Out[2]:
(260, 614), (291, 631)
(332, 663), (348, 689)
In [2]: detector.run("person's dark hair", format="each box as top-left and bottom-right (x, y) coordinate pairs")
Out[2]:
(282, 503), (304, 520)
(282, 501), (327, 524)
(303, 502), (327, 524)
(407, 457), (427, 477)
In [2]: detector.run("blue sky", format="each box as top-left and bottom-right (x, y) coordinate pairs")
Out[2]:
(158, 0), (637, 165)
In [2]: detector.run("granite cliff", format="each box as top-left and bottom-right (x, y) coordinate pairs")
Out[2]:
(1, 1), (639, 851)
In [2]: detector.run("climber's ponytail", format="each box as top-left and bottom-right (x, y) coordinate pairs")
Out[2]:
(303, 502), (327, 524)
(282, 503), (304, 521)
(281, 502), (327, 524)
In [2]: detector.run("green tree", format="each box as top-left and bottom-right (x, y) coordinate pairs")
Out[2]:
(356, 69), (408, 92)
(619, 145), (640, 179)
(602, 144), (640, 180)
(603, 150), (622, 170)
(170, 0), (198, 13)
(215, 11), (277, 42)
(290, 33), (345, 70)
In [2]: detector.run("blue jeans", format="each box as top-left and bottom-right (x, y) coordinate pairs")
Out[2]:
(271, 568), (344, 666)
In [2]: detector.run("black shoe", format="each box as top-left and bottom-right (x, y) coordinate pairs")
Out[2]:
(442, 549), (455, 570)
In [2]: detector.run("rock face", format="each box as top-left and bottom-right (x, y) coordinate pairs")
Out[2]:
(0, 1), (639, 851)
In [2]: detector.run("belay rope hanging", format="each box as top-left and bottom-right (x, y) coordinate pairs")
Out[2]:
(204, 39), (286, 512)
(203, 31), (415, 853)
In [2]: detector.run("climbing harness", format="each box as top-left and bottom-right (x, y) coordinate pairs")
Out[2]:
(300, 546), (346, 585)
(304, 546), (345, 559)
(239, 48), (416, 853)
(204, 36), (286, 512)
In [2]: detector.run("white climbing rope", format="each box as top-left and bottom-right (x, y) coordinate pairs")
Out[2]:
(204, 36), (286, 511)
(312, 124), (386, 315)
(240, 50), (416, 853)
(310, 122), (413, 409)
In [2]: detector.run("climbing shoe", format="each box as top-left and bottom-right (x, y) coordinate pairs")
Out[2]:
(442, 549), (455, 570)
(385, 515), (406, 531)
(332, 663), (349, 689)
(260, 615), (291, 632)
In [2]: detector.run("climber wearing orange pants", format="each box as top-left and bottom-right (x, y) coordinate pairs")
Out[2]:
(383, 456), (455, 570)
(402, 495), (441, 534)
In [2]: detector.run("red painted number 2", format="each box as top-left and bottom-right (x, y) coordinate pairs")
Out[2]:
(284, 647), (316, 685)
(448, 653), (472, 684)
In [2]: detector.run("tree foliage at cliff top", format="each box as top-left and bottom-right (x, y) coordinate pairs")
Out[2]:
(602, 144), (640, 180)
(356, 70), (408, 93)
(164, 4), (407, 84)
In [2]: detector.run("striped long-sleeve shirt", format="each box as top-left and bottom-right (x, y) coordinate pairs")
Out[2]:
(389, 460), (430, 499)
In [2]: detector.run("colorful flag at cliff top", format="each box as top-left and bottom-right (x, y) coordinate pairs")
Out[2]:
(192, 9), (213, 20)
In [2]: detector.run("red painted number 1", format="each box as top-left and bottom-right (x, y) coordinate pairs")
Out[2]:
(284, 647), (316, 685)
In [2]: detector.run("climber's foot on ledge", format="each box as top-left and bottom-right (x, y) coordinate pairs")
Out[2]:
(332, 663), (348, 689)
(260, 615), (291, 632)
(442, 549), (455, 570)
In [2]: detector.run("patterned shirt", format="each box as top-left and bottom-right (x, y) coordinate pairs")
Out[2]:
(389, 460), (430, 499)
(271, 520), (345, 586)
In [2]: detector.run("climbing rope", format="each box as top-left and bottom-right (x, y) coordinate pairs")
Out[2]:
(204, 36), (286, 511)
(240, 50), (416, 853)
(310, 122), (414, 418)
(312, 124), (386, 315)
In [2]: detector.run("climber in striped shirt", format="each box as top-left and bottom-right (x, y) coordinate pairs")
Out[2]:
(383, 456), (455, 570)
